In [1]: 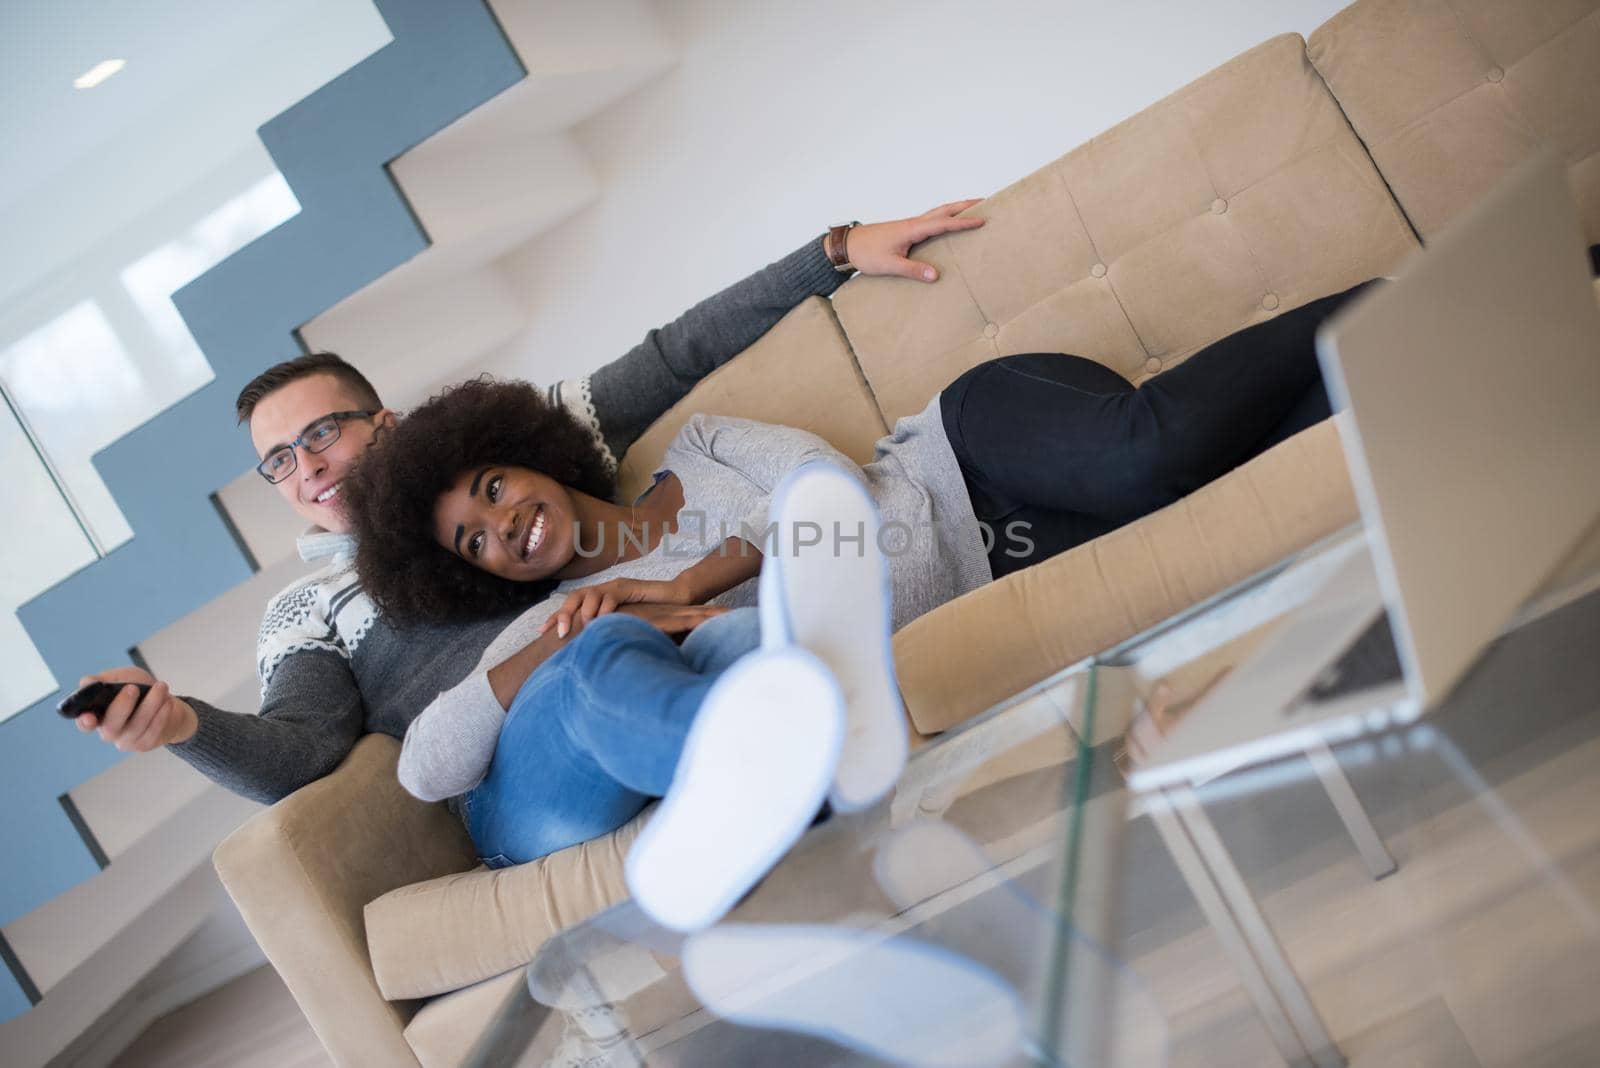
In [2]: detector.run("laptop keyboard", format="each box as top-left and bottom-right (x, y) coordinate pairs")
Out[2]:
(1305, 615), (1404, 703)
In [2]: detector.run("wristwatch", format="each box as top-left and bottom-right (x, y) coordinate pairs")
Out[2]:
(825, 221), (860, 273)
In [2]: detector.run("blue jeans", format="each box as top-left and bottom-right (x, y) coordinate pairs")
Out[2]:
(461, 607), (761, 867)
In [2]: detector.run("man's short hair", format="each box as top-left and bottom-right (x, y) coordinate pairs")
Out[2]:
(235, 352), (383, 425)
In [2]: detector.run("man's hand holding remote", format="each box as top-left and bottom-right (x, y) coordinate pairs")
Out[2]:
(75, 667), (198, 751)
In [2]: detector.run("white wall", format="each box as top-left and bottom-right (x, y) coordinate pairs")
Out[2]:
(474, 0), (1352, 388)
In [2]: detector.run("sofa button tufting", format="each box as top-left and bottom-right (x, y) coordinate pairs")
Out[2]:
(1091, 262), (1107, 278)
(1486, 66), (1504, 83)
(1262, 292), (1280, 311)
(1211, 198), (1228, 215)
(1144, 357), (1163, 374)
(982, 322), (999, 338)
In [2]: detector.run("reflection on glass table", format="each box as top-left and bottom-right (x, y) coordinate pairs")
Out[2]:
(465, 524), (1600, 1066)
(1066, 526), (1600, 1068)
(465, 652), (1168, 1068)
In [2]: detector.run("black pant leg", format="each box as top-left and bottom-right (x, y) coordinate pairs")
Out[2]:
(941, 351), (1154, 519)
(1254, 381), (1334, 452)
(981, 503), (1121, 579)
(942, 281), (1383, 574)
(1126, 280), (1380, 504)
(942, 354), (1130, 575)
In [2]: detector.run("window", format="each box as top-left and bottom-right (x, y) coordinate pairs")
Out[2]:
(0, 393), (96, 720)
(0, 172), (299, 721)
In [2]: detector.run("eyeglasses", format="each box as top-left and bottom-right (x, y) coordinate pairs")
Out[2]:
(256, 410), (376, 484)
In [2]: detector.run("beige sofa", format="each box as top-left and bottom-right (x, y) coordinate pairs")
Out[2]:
(213, 1), (1600, 1063)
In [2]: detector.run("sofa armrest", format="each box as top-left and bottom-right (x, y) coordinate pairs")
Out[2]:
(893, 420), (1359, 735)
(212, 733), (477, 1067)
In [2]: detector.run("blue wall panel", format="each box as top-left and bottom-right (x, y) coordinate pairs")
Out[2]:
(1, 0), (523, 1019)
(0, 975), (31, 1030)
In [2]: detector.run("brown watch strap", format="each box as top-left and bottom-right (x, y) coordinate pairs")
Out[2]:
(826, 222), (860, 271)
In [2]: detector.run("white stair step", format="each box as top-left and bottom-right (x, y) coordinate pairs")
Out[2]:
(490, 0), (675, 105)
(390, 131), (599, 270)
(300, 261), (534, 407)
(385, 0), (675, 274)
(2, 783), (260, 998)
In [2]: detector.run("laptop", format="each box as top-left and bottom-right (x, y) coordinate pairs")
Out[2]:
(1128, 155), (1600, 790)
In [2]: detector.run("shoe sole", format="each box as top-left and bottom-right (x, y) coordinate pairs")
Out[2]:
(767, 463), (907, 812)
(624, 649), (844, 933)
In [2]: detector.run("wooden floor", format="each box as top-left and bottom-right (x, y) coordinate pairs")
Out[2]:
(108, 731), (1600, 1067)
(1130, 730), (1600, 1067)
(108, 963), (328, 1068)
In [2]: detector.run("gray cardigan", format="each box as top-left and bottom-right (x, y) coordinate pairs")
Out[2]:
(170, 238), (847, 804)
(397, 401), (992, 803)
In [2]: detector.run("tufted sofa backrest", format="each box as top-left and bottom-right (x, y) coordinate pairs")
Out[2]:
(1309, 0), (1600, 245)
(616, 33), (1420, 488)
(831, 33), (1418, 427)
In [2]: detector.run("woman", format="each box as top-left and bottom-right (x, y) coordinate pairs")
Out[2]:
(348, 280), (1376, 864)
(350, 450), (903, 933)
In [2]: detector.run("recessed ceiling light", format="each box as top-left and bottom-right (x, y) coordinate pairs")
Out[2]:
(74, 59), (126, 90)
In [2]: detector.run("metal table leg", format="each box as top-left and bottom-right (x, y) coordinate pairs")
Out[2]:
(1305, 740), (1397, 880)
(1147, 786), (1345, 1068)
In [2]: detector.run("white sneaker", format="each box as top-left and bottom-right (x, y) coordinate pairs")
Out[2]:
(763, 461), (908, 812)
(624, 648), (843, 933)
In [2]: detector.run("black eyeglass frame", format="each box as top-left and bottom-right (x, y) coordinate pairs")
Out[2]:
(255, 409), (377, 484)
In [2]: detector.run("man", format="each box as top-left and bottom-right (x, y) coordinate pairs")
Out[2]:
(75, 203), (984, 804)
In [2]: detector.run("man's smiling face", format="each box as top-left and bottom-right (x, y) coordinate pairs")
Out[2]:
(249, 372), (394, 534)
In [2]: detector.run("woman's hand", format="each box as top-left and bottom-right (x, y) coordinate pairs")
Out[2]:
(847, 200), (987, 282)
(540, 577), (693, 638)
(616, 602), (729, 637)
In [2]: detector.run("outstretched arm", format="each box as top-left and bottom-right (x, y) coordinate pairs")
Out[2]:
(78, 568), (375, 805)
(79, 652), (366, 807)
(550, 201), (985, 469)
(169, 654), (366, 804)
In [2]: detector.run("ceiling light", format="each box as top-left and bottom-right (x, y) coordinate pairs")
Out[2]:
(74, 59), (126, 90)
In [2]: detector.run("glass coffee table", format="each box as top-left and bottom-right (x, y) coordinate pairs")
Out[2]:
(466, 526), (1600, 1067)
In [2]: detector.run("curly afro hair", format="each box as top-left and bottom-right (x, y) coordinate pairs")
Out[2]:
(345, 376), (616, 626)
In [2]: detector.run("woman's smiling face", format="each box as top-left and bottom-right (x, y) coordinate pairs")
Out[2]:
(433, 464), (577, 582)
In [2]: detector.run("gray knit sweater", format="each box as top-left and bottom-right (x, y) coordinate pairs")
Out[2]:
(398, 399), (991, 802)
(169, 238), (847, 805)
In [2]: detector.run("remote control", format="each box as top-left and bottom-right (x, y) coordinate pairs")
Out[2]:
(57, 681), (152, 722)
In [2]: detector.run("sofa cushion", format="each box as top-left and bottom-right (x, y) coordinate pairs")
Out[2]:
(402, 961), (703, 1068)
(1309, 0), (1600, 243)
(832, 33), (1416, 426)
(892, 418), (1359, 734)
(402, 967), (525, 1068)
(366, 806), (649, 1000)
(615, 296), (889, 502)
